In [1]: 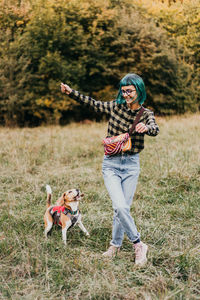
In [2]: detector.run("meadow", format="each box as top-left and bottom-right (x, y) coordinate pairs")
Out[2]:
(0, 114), (199, 300)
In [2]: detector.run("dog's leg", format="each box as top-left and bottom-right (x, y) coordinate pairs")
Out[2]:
(44, 215), (53, 239)
(62, 220), (72, 245)
(78, 221), (90, 236)
(77, 215), (89, 236)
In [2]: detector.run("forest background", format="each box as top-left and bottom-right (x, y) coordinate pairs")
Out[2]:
(0, 0), (199, 126)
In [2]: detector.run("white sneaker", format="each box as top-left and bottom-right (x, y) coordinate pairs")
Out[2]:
(102, 245), (120, 258)
(133, 241), (148, 266)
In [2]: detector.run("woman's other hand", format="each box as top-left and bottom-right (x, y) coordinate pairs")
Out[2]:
(135, 122), (148, 133)
(60, 83), (72, 95)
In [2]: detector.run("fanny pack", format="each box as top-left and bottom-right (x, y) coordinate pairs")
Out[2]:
(102, 107), (145, 156)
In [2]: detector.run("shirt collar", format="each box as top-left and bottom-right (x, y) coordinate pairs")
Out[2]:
(124, 102), (142, 114)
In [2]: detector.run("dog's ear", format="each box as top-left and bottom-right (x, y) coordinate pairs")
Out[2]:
(62, 192), (67, 204)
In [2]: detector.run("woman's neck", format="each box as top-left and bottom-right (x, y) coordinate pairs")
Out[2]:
(128, 102), (141, 111)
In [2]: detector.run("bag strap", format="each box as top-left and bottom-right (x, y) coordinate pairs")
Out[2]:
(128, 106), (145, 135)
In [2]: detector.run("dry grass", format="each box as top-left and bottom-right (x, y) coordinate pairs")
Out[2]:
(0, 114), (200, 299)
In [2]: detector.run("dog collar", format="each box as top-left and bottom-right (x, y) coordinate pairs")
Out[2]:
(64, 208), (79, 216)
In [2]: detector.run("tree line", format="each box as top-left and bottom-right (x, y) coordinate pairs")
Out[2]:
(0, 0), (199, 126)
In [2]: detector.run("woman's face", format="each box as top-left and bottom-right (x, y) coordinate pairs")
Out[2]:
(121, 85), (137, 105)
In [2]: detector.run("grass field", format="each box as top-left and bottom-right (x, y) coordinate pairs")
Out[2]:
(0, 114), (200, 300)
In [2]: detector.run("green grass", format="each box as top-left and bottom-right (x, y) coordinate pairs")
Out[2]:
(0, 114), (200, 299)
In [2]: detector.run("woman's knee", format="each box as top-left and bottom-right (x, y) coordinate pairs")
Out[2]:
(114, 206), (129, 217)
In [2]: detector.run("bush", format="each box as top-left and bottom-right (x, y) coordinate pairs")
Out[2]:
(0, 0), (199, 126)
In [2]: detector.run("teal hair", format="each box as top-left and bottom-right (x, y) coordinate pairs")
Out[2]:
(116, 73), (146, 105)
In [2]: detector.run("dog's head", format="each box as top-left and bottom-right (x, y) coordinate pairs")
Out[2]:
(63, 189), (84, 203)
(57, 189), (84, 206)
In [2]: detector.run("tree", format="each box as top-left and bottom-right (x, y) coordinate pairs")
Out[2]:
(0, 0), (199, 126)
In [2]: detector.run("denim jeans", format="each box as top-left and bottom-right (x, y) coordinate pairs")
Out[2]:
(102, 153), (140, 247)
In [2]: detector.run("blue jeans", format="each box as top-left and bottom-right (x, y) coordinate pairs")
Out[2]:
(102, 153), (140, 247)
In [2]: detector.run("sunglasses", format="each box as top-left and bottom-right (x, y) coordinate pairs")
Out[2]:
(121, 89), (136, 95)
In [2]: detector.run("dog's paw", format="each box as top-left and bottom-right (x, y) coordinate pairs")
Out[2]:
(86, 232), (90, 237)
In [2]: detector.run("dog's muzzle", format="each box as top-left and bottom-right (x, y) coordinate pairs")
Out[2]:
(74, 189), (84, 200)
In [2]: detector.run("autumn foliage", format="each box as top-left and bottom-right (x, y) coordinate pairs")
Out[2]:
(0, 0), (199, 126)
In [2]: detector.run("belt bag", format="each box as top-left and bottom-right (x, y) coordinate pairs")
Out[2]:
(102, 107), (145, 156)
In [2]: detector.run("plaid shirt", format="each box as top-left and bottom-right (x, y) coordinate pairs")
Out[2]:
(69, 90), (159, 154)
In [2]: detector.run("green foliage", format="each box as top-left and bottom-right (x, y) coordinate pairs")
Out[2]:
(139, 0), (200, 108)
(0, 0), (199, 126)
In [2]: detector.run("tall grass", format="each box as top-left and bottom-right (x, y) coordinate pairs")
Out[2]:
(0, 114), (199, 299)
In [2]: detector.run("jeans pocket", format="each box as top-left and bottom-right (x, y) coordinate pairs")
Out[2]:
(129, 153), (139, 161)
(104, 154), (113, 159)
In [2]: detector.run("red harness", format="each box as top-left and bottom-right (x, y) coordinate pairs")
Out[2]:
(50, 205), (79, 227)
(51, 206), (66, 215)
(50, 206), (67, 226)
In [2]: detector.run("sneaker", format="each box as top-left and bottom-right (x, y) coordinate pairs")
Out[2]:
(133, 241), (148, 266)
(102, 245), (120, 258)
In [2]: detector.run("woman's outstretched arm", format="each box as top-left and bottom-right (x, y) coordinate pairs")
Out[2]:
(61, 83), (114, 115)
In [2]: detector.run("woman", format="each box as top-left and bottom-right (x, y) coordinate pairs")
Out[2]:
(61, 73), (159, 265)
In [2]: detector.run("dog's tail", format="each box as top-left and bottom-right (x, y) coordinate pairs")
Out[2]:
(46, 184), (52, 208)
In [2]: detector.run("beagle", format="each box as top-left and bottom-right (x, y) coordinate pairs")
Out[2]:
(44, 185), (89, 245)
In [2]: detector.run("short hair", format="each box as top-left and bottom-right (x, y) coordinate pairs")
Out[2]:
(116, 73), (146, 105)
